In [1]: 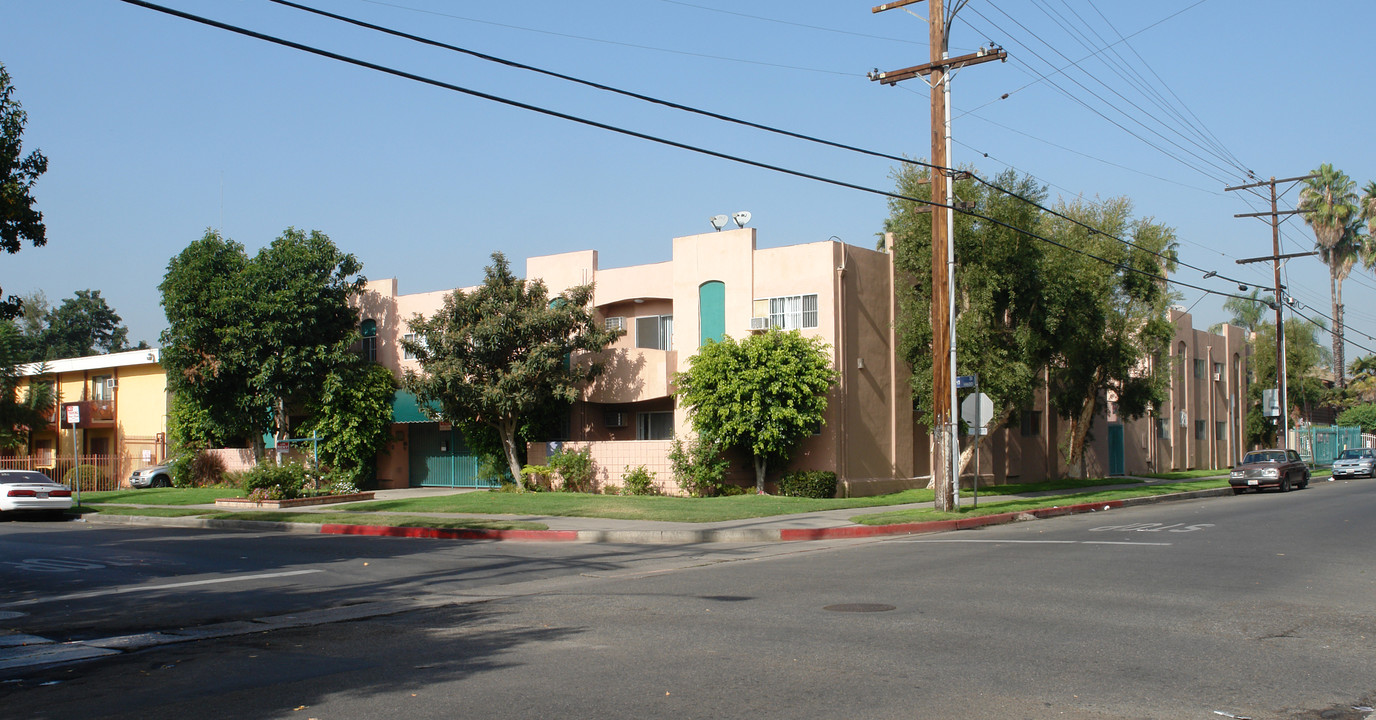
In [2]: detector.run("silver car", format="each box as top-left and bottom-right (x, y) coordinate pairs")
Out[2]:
(1331, 448), (1376, 479)
(129, 461), (174, 488)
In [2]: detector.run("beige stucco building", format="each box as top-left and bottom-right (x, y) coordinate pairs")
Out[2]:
(10, 348), (169, 489)
(359, 228), (1249, 495)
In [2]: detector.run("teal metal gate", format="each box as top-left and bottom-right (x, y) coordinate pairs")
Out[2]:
(407, 423), (496, 488)
(1107, 424), (1125, 476)
(1293, 426), (1362, 466)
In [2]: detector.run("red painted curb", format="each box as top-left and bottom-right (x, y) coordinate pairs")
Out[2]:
(319, 524), (579, 542)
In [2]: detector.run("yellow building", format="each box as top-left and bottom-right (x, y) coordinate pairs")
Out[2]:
(11, 349), (169, 490)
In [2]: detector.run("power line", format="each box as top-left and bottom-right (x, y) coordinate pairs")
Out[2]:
(116, 0), (1258, 310)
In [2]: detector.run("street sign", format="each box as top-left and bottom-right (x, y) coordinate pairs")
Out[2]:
(955, 375), (977, 389)
(64, 404), (81, 427)
(960, 392), (995, 435)
(275, 441), (290, 453)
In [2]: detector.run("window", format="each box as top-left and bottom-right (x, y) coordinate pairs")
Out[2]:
(1156, 418), (1170, 440)
(637, 411), (674, 440)
(1194, 420), (1205, 440)
(636, 315), (673, 351)
(91, 375), (113, 402)
(1193, 358), (1206, 379)
(403, 333), (424, 360)
(1212, 362), (1223, 381)
(763, 294), (819, 331)
(1019, 410), (1041, 437)
(361, 319), (377, 363)
(1215, 421), (1226, 442)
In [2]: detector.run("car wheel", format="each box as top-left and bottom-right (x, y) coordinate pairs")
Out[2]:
(1299, 475), (1309, 489)
(1279, 477), (1291, 492)
(154, 476), (170, 488)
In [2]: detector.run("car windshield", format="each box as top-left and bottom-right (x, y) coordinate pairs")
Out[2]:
(1338, 449), (1373, 460)
(1242, 452), (1286, 464)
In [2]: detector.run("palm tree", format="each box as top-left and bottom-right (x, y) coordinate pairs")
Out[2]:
(1363, 180), (1376, 236)
(1214, 287), (1273, 336)
(1299, 164), (1360, 387)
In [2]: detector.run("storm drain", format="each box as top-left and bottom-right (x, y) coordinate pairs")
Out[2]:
(823, 603), (896, 613)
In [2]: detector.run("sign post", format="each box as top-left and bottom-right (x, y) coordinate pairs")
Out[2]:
(958, 376), (993, 508)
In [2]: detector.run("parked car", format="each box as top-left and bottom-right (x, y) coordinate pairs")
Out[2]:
(1229, 448), (1309, 494)
(1330, 448), (1376, 479)
(0, 470), (74, 518)
(129, 460), (174, 489)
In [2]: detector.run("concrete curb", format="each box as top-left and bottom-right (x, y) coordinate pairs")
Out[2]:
(80, 486), (1237, 544)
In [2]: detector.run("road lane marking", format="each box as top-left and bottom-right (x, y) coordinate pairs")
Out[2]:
(895, 539), (1171, 546)
(0, 569), (323, 608)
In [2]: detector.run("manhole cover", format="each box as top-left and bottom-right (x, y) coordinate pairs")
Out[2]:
(823, 603), (896, 613)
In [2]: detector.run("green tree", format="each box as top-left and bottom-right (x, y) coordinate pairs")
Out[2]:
(886, 164), (1054, 496)
(402, 252), (621, 485)
(1247, 317), (1330, 445)
(300, 361), (396, 487)
(160, 228), (364, 459)
(0, 63), (47, 320)
(674, 329), (838, 493)
(0, 323), (51, 448)
(1336, 404), (1376, 434)
(1040, 197), (1178, 475)
(1361, 180), (1376, 237)
(1210, 288), (1273, 336)
(1299, 164), (1361, 388)
(38, 289), (134, 359)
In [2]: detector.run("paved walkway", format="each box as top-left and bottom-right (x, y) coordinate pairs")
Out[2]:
(80, 475), (1244, 544)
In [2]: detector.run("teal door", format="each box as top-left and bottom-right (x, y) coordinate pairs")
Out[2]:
(407, 424), (491, 488)
(1108, 424), (1125, 476)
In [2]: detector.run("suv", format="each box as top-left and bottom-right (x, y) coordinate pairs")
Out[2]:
(129, 460), (174, 489)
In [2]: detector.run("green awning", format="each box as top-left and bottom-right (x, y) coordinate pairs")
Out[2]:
(391, 390), (442, 424)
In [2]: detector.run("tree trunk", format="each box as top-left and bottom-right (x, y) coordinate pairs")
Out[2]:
(274, 397), (289, 465)
(1333, 269), (1346, 388)
(1064, 392), (1098, 478)
(753, 455), (767, 494)
(499, 419), (525, 492)
(957, 406), (1015, 479)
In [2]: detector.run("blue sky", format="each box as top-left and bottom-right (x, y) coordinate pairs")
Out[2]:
(2, 0), (1373, 359)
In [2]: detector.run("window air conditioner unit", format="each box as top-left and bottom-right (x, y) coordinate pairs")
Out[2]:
(604, 411), (627, 428)
(1213, 371), (1221, 381)
(605, 316), (626, 331)
(104, 378), (117, 390)
(749, 317), (771, 331)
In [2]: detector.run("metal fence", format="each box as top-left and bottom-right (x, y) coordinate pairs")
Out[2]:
(1292, 426), (1363, 467)
(0, 455), (126, 491)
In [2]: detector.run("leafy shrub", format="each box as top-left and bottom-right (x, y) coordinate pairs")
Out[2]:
(63, 464), (105, 491)
(1336, 404), (1376, 434)
(188, 451), (227, 487)
(778, 470), (838, 499)
(620, 465), (658, 496)
(235, 462), (309, 501)
(549, 447), (595, 493)
(669, 435), (730, 498)
(519, 464), (553, 491)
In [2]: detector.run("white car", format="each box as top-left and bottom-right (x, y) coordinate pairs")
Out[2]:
(0, 470), (74, 518)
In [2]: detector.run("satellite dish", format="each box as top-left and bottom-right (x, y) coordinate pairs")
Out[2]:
(709, 214), (728, 231)
(732, 211), (752, 228)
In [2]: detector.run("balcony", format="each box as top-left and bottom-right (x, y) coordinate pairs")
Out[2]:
(581, 348), (677, 404)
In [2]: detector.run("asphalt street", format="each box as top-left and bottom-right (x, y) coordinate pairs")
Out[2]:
(1, 480), (1373, 719)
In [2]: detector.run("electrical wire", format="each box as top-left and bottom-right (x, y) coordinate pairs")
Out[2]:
(116, 0), (1258, 310)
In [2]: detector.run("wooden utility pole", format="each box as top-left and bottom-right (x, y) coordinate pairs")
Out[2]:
(1226, 173), (1317, 449)
(870, 0), (1004, 511)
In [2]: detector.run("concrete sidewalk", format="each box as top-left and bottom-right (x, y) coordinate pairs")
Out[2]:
(79, 476), (1241, 544)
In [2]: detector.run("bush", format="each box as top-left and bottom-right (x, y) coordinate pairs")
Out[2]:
(669, 435), (730, 498)
(549, 447), (595, 493)
(778, 470), (838, 499)
(519, 464), (553, 491)
(1336, 404), (1376, 434)
(63, 464), (105, 491)
(188, 451), (227, 488)
(620, 465), (658, 496)
(235, 462), (310, 501)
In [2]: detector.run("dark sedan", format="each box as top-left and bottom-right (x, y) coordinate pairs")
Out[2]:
(1229, 448), (1309, 494)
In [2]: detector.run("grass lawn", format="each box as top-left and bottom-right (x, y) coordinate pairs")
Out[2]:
(338, 488), (938, 523)
(73, 506), (214, 518)
(77, 488), (241, 506)
(200, 511), (547, 531)
(1140, 469), (1229, 480)
(851, 478), (1232, 525)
